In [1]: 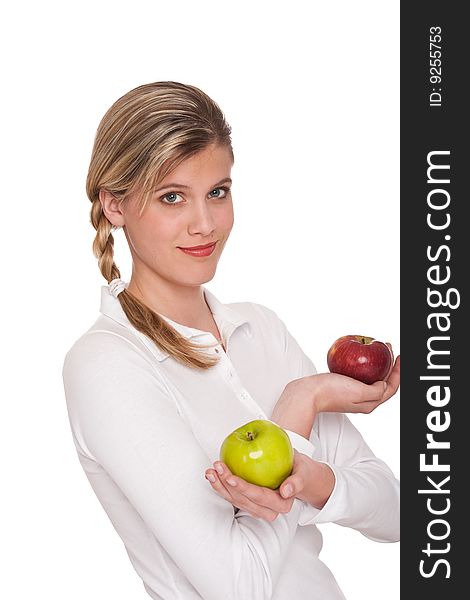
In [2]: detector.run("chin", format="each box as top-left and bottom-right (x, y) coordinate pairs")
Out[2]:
(173, 268), (218, 287)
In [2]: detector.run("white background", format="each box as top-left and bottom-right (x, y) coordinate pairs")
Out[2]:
(2, 1), (399, 598)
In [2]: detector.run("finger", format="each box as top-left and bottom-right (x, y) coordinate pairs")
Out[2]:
(356, 379), (389, 402)
(231, 491), (281, 521)
(235, 478), (294, 514)
(353, 359), (399, 405)
(280, 472), (304, 499)
(213, 462), (293, 517)
(210, 463), (280, 520)
(205, 469), (236, 505)
(217, 477), (281, 521)
(352, 398), (385, 413)
(383, 355), (400, 399)
(388, 354), (400, 378)
(205, 469), (261, 515)
(385, 343), (394, 379)
(355, 358), (401, 411)
(279, 451), (311, 500)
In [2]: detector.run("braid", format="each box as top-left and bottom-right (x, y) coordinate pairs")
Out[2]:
(91, 199), (120, 283)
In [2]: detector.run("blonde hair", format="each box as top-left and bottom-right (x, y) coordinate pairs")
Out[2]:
(87, 81), (234, 370)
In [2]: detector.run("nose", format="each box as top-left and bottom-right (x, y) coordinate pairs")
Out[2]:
(187, 198), (217, 236)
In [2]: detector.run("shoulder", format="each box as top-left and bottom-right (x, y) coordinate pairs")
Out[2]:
(62, 315), (159, 386)
(62, 316), (174, 432)
(226, 299), (286, 329)
(225, 300), (289, 347)
(237, 299), (295, 345)
(62, 318), (178, 461)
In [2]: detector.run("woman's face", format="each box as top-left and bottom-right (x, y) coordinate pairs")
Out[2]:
(119, 143), (234, 291)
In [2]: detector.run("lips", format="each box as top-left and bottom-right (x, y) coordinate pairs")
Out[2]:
(178, 242), (216, 250)
(177, 241), (217, 257)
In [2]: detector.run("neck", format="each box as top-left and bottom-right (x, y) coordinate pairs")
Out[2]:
(126, 274), (212, 328)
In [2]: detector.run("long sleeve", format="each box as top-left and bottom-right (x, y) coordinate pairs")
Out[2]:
(63, 333), (303, 600)
(270, 307), (400, 542)
(298, 413), (400, 542)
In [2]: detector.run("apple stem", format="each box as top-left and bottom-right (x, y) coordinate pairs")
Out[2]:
(246, 431), (255, 441)
(361, 337), (366, 344)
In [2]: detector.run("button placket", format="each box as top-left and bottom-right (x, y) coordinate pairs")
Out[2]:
(217, 349), (236, 383)
(210, 331), (267, 419)
(220, 355), (267, 418)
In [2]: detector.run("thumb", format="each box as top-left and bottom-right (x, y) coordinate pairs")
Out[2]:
(280, 474), (300, 498)
(363, 379), (388, 399)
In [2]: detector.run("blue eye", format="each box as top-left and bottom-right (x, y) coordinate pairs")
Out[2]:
(161, 192), (183, 205)
(159, 186), (231, 206)
(209, 187), (230, 198)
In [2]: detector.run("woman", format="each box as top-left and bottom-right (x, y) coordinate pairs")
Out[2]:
(62, 81), (400, 600)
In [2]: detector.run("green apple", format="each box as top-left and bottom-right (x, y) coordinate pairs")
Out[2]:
(219, 419), (294, 490)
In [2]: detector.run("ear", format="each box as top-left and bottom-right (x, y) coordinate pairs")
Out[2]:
(99, 189), (126, 228)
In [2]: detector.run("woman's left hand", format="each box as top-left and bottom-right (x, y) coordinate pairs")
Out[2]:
(204, 449), (334, 520)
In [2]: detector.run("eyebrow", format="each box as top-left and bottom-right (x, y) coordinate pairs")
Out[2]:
(154, 177), (232, 192)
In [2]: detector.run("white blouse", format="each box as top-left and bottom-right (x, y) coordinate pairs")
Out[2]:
(62, 281), (399, 600)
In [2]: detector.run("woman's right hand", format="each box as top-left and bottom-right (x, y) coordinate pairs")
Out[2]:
(313, 354), (400, 414)
(271, 354), (400, 438)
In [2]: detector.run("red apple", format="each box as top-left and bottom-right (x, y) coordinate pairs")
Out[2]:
(327, 335), (393, 384)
